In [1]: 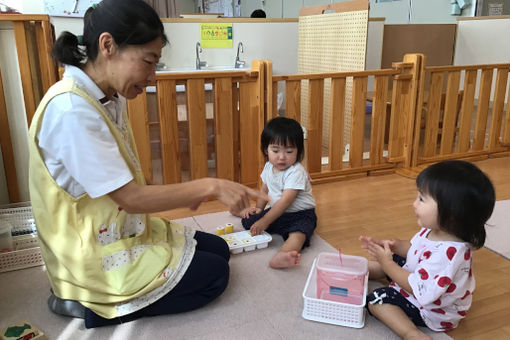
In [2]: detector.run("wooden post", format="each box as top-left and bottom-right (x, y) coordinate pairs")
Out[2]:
(285, 80), (301, 123)
(239, 61), (264, 187)
(214, 77), (235, 181)
(488, 68), (509, 150)
(127, 91), (153, 181)
(157, 79), (181, 184)
(457, 70), (477, 153)
(369, 75), (389, 165)
(35, 20), (58, 93)
(328, 77), (346, 170)
(306, 79), (324, 174)
(422, 71), (444, 157)
(13, 21), (38, 126)
(439, 71), (461, 155)
(187, 78), (208, 180)
(264, 60), (273, 122)
(349, 76), (368, 168)
(472, 69), (493, 151)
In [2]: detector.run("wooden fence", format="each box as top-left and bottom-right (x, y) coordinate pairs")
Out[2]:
(0, 14), (57, 202)
(3, 27), (510, 202)
(128, 53), (510, 187)
(128, 61), (268, 188)
(411, 57), (510, 170)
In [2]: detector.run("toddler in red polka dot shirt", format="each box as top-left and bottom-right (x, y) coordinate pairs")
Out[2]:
(359, 160), (495, 340)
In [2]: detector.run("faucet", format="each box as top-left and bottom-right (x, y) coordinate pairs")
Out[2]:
(196, 42), (207, 70)
(235, 42), (245, 69)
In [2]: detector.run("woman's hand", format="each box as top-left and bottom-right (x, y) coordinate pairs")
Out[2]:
(238, 207), (262, 219)
(190, 178), (270, 216)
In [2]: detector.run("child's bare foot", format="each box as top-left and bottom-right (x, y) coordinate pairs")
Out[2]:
(269, 251), (301, 269)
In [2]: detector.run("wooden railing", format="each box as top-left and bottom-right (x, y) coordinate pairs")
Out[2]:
(127, 54), (510, 187)
(412, 57), (510, 168)
(0, 14), (58, 202)
(128, 61), (267, 188)
(270, 54), (422, 183)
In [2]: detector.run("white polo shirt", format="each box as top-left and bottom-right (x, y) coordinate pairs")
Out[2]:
(37, 65), (133, 198)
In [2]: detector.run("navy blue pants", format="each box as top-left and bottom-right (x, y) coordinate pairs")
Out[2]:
(366, 254), (426, 327)
(241, 208), (317, 248)
(85, 231), (230, 328)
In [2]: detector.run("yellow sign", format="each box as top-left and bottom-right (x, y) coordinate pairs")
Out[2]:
(200, 23), (233, 48)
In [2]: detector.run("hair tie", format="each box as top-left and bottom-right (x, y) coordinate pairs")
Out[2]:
(77, 35), (84, 45)
(91, 3), (98, 9)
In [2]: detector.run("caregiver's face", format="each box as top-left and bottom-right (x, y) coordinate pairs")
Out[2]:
(110, 37), (162, 99)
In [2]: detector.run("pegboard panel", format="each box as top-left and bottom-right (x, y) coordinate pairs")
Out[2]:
(298, 8), (368, 149)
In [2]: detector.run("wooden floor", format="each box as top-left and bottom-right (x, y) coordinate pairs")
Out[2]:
(156, 156), (510, 340)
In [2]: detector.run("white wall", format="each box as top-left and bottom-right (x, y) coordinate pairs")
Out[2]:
(240, 0), (476, 23)
(161, 21), (298, 74)
(21, 0), (196, 15)
(454, 17), (510, 65)
(20, 0), (476, 23)
(453, 17), (510, 102)
(0, 23), (30, 203)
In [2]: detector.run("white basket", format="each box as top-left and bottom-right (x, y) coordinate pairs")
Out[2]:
(302, 257), (368, 328)
(0, 202), (44, 273)
(0, 201), (37, 236)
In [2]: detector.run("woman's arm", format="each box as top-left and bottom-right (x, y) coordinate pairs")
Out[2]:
(108, 178), (269, 215)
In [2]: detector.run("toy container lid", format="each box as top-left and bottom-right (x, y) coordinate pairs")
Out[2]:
(316, 252), (368, 276)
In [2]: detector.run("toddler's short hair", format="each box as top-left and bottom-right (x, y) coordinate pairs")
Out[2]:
(260, 116), (304, 162)
(416, 160), (495, 248)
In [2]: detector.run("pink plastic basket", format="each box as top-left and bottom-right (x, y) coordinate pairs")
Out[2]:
(316, 252), (367, 305)
(302, 252), (368, 328)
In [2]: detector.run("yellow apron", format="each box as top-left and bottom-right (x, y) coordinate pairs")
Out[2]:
(28, 77), (195, 318)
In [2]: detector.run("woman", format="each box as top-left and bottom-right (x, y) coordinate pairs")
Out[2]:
(28, 0), (266, 328)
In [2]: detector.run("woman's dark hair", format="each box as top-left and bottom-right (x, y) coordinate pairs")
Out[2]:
(52, 0), (168, 66)
(261, 116), (304, 162)
(416, 160), (495, 249)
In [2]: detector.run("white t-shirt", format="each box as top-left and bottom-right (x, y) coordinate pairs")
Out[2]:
(391, 228), (475, 331)
(37, 65), (133, 198)
(260, 162), (315, 213)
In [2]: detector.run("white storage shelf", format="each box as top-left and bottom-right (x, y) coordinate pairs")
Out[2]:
(0, 202), (44, 273)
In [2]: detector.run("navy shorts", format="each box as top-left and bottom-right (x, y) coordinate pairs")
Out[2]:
(366, 254), (426, 327)
(241, 208), (317, 248)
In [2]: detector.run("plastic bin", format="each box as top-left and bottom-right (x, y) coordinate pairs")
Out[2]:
(316, 252), (368, 305)
(0, 202), (44, 272)
(302, 253), (368, 328)
(220, 230), (272, 254)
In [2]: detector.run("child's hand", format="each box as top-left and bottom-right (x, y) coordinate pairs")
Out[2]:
(359, 236), (396, 251)
(239, 207), (262, 219)
(250, 221), (267, 236)
(366, 240), (393, 265)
